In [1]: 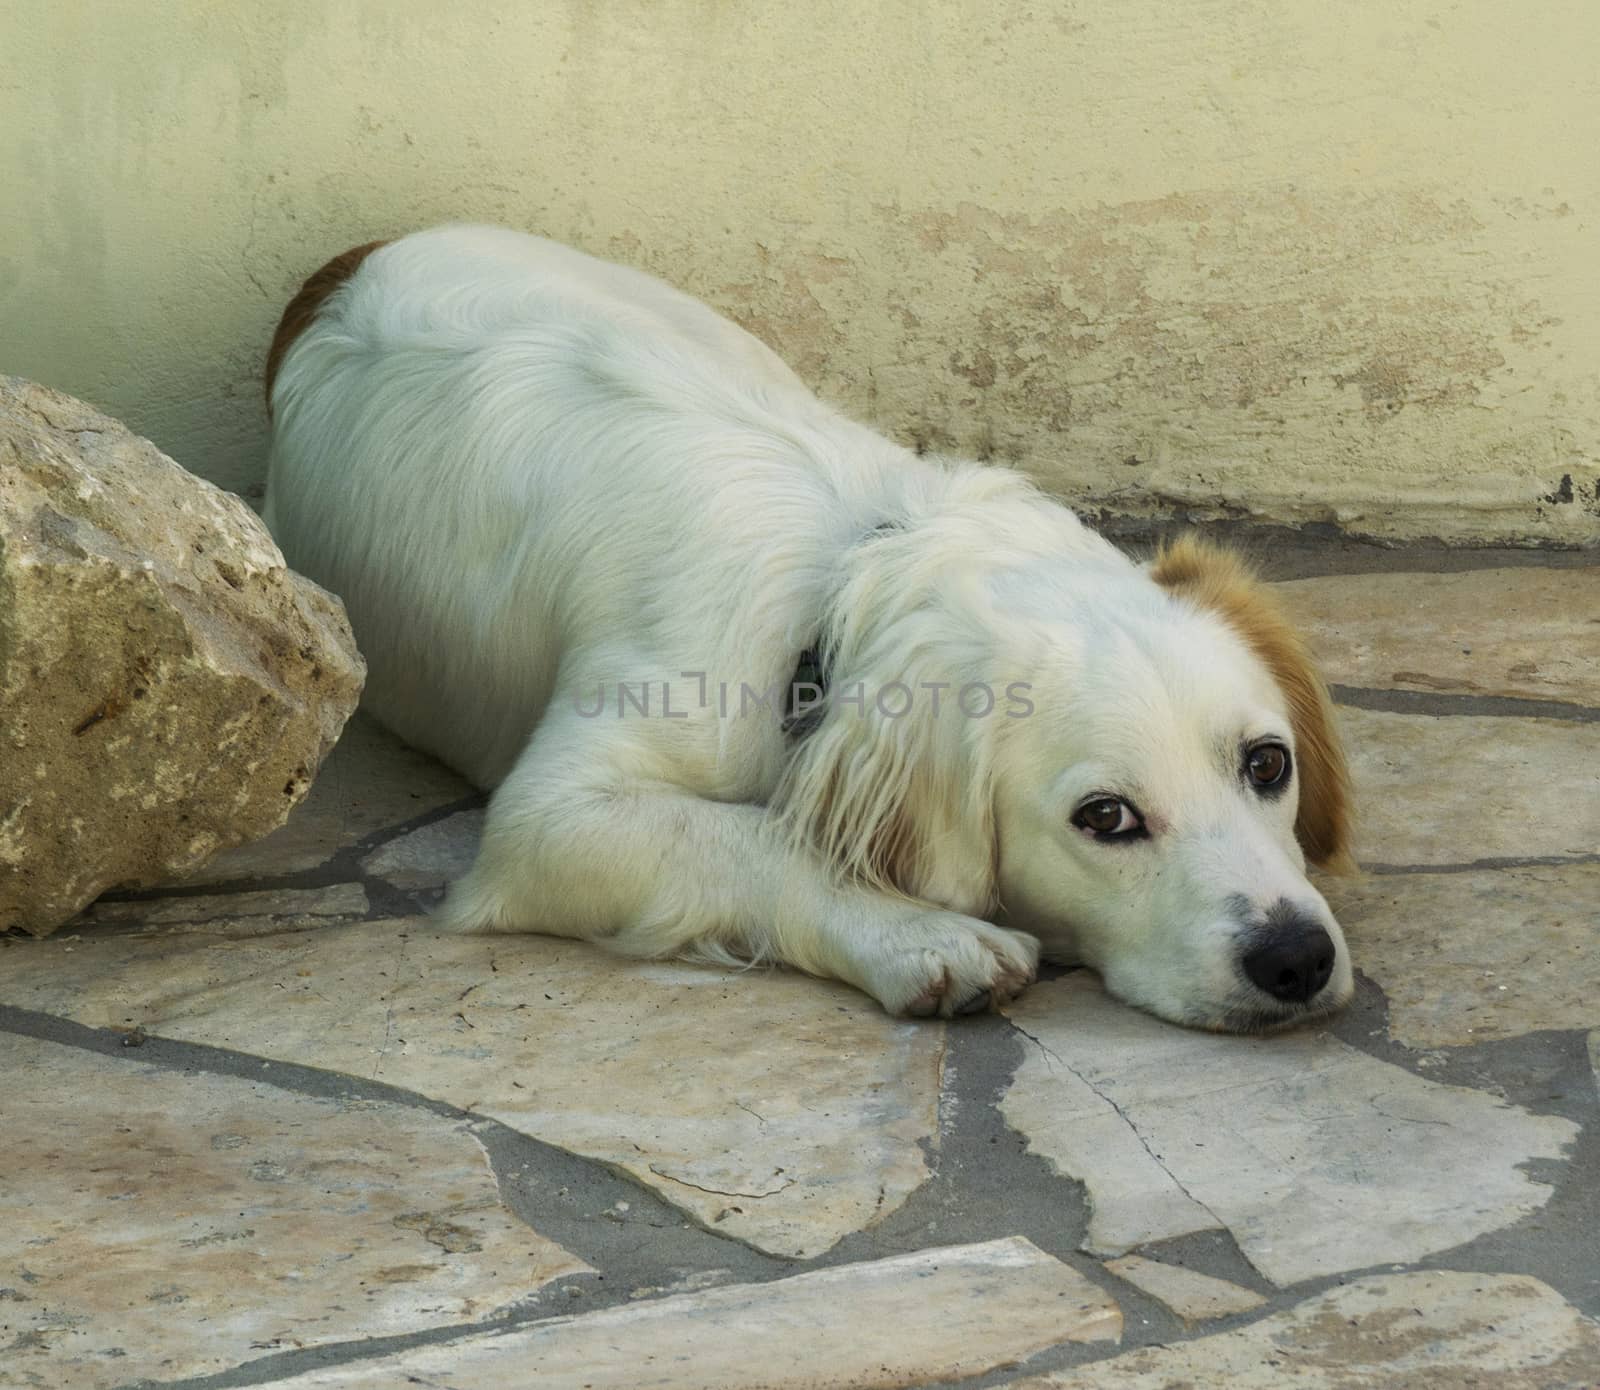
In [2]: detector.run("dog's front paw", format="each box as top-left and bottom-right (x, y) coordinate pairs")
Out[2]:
(878, 915), (1039, 1020)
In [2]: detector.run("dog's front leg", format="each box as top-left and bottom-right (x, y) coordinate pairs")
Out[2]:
(435, 719), (1039, 1018)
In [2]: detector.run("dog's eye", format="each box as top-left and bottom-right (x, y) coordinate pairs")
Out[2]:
(1246, 742), (1291, 789)
(1072, 797), (1145, 841)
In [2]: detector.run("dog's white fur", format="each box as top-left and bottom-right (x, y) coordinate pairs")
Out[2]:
(265, 224), (1354, 1029)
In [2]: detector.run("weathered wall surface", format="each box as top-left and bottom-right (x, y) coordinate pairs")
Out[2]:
(3, 2), (1597, 543)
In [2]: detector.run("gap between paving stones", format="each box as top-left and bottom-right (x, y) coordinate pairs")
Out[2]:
(1331, 969), (1597, 1116)
(1362, 853), (1600, 875)
(0, 1003), (784, 1279)
(1101, 521), (1600, 580)
(81, 792), (487, 923)
(6, 958), (1595, 1388)
(0, 1005), (786, 1389)
(1330, 684), (1600, 723)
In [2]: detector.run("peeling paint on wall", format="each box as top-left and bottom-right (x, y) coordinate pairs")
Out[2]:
(848, 189), (1590, 541)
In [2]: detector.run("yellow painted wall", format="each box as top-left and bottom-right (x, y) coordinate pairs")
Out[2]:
(4, 2), (1597, 544)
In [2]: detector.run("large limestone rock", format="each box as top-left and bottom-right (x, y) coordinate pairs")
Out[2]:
(0, 378), (363, 935)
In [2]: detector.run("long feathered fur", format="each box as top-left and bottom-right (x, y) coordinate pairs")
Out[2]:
(263, 223), (1359, 1027)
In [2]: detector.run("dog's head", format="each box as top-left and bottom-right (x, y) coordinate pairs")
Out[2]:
(991, 535), (1354, 1031)
(783, 530), (1354, 1033)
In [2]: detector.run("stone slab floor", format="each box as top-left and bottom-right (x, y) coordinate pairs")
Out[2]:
(4, 532), (1599, 1389)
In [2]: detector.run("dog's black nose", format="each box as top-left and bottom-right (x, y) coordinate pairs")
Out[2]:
(1243, 923), (1336, 1003)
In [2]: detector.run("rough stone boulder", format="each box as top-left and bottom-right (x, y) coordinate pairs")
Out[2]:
(0, 377), (365, 936)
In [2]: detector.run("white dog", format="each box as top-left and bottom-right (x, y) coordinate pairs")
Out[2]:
(264, 224), (1354, 1030)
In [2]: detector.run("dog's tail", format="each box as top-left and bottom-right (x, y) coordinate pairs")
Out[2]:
(264, 240), (389, 417)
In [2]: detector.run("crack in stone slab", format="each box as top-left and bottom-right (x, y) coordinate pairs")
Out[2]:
(1000, 975), (1580, 1284)
(646, 1166), (797, 1201)
(371, 929), (406, 1082)
(1013, 1019), (1227, 1238)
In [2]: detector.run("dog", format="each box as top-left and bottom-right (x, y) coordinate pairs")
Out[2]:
(263, 224), (1354, 1030)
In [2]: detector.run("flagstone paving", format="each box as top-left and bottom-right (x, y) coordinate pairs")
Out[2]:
(1100, 1255), (1265, 1323)
(1, 919), (945, 1261)
(1323, 861), (1600, 1047)
(1338, 706), (1599, 867)
(2, 1034), (586, 1390)
(3, 540), (1598, 1389)
(998, 973), (1577, 1280)
(252, 1239), (1121, 1390)
(1015, 1270), (1600, 1389)
(1275, 565), (1600, 706)
(177, 716), (475, 888)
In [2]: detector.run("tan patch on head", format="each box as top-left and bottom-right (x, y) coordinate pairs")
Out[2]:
(264, 240), (389, 415)
(1151, 535), (1355, 872)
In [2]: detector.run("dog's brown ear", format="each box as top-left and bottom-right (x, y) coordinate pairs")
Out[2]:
(1150, 535), (1355, 873)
